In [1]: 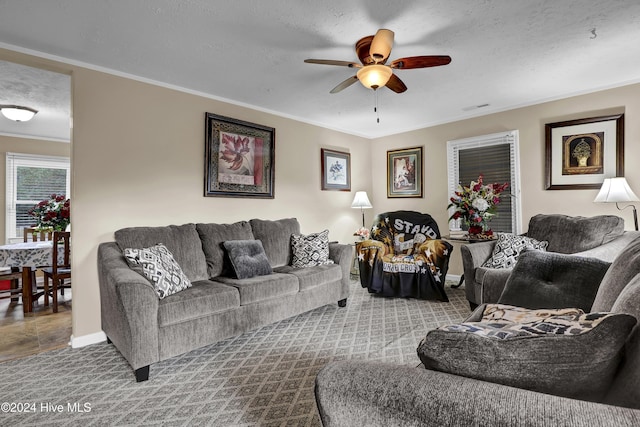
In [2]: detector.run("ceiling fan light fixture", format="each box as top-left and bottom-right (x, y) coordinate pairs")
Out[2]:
(357, 64), (393, 90)
(0, 105), (38, 122)
(370, 29), (394, 62)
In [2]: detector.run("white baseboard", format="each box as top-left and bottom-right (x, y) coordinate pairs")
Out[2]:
(446, 274), (462, 283)
(70, 331), (107, 348)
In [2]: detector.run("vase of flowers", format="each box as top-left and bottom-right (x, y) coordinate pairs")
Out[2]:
(28, 194), (71, 232)
(354, 227), (370, 241)
(447, 175), (508, 237)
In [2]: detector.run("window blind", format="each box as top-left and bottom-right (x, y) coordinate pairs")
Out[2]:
(447, 131), (521, 234)
(5, 152), (70, 242)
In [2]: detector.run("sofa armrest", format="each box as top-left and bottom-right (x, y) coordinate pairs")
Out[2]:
(315, 361), (640, 426)
(329, 242), (352, 300)
(460, 240), (496, 304)
(574, 231), (640, 262)
(97, 242), (160, 370)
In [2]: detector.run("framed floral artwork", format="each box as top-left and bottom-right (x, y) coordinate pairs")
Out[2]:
(205, 112), (275, 198)
(545, 114), (624, 190)
(387, 146), (423, 198)
(321, 148), (351, 191)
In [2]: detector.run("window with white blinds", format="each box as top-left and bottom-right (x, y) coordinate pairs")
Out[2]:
(446, 131), (522, 234)
(5, 152), (70, 243)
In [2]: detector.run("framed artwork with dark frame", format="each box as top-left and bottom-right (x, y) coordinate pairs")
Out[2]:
(545, 114), (624, 190)
(321, 148), (351, 191)
(387, 146), (423, 198)
(204, 112), (275, 198)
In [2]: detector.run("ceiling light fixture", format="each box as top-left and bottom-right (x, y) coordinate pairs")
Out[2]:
(369, 29), (394, 63)
(356, 64), (393, 90)
(0, 105), (38, 122)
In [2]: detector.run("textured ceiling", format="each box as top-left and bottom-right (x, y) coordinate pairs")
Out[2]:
(1, 0), (640, 140)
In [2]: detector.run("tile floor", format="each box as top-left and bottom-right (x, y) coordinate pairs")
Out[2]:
(0, 287), (72, 362)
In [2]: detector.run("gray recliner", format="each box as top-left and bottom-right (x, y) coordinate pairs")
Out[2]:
(461, 213), (639, 308)
(314, 235), (640, 426)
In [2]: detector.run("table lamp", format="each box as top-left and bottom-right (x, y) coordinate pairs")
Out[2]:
(594, 177), (639, 231)
(351, 191), (372, 228)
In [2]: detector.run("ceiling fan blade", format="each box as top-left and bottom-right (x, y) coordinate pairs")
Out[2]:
(370, 29), (394, 64)
(385, 74), (407, 93)
(304, 59), (361, 68)
(330, 76), (359, 93)
(355, 35), (375, 65)
(390, 55), (452, 69)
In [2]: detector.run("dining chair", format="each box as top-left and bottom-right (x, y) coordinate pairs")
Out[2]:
(0, 267), (23, 303)
(23, 227), (53, 242)
(41, 231), (71, 313)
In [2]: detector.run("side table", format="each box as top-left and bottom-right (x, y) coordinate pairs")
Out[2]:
(443, 234), (497, 288)
(350, 243), (360, 280)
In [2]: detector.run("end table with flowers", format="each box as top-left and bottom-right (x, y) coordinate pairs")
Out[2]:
(28, 194), (71, 233)
(447, 175), (508, 238)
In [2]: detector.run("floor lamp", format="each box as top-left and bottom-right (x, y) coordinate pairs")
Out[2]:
(351, 191), (372, 228)
(594, 177), (639, 231)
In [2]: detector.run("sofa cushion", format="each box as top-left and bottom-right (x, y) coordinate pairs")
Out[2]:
(115, 223), (208, 282)
(481, 233), (548, 269)
(275, 263), (342, 292)
(250, 218), (300, 267)
(606, 274), (640, 409)
(498, 250), (611, 312)
(592, 235), (640, 311)
(196, 221), (254, 278)
(157, 280), (240, 327)
(417, 304), (637, 401)
(214, 272), (299, 305)
(527, 214), (624, 254)
(291, 230), (334, 268)
(223, 239), (273, 279)
(123, 244), (192, 299)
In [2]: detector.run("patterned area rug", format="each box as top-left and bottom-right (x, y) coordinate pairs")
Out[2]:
(0, 280), (469, 426)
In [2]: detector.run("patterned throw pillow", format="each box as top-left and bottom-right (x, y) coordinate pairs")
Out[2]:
(482, 233), (548, 269)
(291, 230), (334, 268)
(123, 244), (192, 299)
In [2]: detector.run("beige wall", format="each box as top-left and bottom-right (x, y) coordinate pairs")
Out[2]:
(0, 135), (71, 243)
(2, 47), (640, 343)
(369, 87), (638, 274)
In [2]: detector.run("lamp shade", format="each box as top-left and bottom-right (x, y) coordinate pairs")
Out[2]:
(356, 64), (393, 89)
(351, 191), (372, 209)
(0, 105), (38, 122)
(594, 177), (640, 203)
(370, 29), (394, 63)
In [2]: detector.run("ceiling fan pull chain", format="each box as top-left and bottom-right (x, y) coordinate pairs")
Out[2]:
(374, 89), (380, 123)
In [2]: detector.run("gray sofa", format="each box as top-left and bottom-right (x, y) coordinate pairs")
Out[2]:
(461, 213), (639, 307)
(98, 218), (351, 381)
(314, 235), (640, 426)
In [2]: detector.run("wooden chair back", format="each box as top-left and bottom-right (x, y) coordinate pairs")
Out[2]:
(52, 231), (71, 272)
(23, 227), (53, 242)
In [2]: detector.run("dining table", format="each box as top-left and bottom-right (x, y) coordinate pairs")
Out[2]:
(0, 240), (64, 314)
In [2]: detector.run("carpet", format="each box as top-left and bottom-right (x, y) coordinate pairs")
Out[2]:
(0, 280), (469, 426)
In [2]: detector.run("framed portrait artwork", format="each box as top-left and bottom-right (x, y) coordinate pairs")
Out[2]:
(387, 146), (423, 198)
(321, 148), (351, 191)
(545, 114), (624, 190)
(204, 112), (275, 198)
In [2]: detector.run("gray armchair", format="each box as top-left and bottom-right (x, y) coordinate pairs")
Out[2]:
(461, 213), (639, 308)
(315, 235), (640, 426)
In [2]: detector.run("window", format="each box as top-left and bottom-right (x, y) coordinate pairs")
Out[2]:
(5, 153), (70, 243)
(447, 131), (521, 233)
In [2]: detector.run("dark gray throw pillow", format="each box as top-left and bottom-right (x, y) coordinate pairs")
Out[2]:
(417, 304), (637, 401)
(223, 240), (273, 280)
(498, 249), (611, 311)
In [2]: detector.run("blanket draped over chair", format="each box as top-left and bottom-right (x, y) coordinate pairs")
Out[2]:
(356, 211), (452, 301)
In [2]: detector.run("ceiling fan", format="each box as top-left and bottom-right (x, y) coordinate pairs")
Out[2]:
(304, 29), (451, 94)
